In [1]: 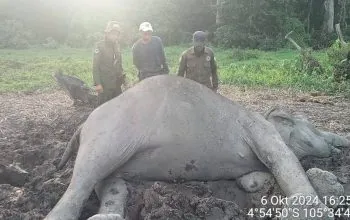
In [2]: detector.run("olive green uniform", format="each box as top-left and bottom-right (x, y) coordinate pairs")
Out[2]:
(177, 47), (218, 90)
(93, 40), (124, 105)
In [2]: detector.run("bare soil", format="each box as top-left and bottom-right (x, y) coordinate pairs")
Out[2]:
(1, 86), (350, 220)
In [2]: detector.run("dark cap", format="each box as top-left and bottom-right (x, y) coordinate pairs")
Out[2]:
(193, 31), (206, 42)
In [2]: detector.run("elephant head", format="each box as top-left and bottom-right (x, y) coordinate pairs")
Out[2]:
(265, 107), (349, 159)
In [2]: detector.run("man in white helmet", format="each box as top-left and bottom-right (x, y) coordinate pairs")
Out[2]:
(132, 22), (169, 81)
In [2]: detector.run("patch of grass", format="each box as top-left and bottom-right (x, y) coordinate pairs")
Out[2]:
(0, 46), (187, 93)
(0, 48), (93, 93)
(0, 46), (350, 95)
(231, 48), (260, 61)
(219, 49), (350, 95)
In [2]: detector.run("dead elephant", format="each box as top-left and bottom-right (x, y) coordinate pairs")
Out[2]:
(45, 75), (349, 220)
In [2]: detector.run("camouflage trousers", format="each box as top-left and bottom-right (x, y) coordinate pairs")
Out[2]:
(97, 87), (122, 106)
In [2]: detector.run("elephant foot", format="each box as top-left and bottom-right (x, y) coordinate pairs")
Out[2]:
(94, 177), (128, 218)
(87, 214), (124, 220)
(306, 168), (344, 209)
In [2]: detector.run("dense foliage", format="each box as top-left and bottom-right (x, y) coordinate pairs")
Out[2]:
(1, 0), (350, 50)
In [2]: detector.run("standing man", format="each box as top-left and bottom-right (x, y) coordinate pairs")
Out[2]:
(177, 31), (218, 92)
(132, 22), (169, 81)
(93, 21), (125, 106)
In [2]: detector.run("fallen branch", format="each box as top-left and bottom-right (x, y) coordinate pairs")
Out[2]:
(285, 31), (323, 74)
(285, 31), (302, 51)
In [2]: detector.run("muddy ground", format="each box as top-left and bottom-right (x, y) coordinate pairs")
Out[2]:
(1, 86), (350, 220)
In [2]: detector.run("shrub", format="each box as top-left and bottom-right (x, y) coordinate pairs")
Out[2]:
(232, 48), (260, 61)
(43, 37), (59, 49)
(0, 20), (35, 49)
(311, 30), (337, 50)
(282, 17), (310, 48)
(215, 25), (257, 49)
(65, 33), (86, 48)
(326, 39), (350, 65)
(86, 32), (104, 47)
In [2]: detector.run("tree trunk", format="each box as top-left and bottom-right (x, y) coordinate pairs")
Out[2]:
(339, 0), (347, 27)
(335, 23), (347, 45)
(216, 0), (224, 26)
(307, 0), (313, 33)
(324, 0), (335, 33)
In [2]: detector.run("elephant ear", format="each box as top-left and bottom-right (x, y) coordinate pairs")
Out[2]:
(265, 107), (296, 145)
(264, 107), (295, 128)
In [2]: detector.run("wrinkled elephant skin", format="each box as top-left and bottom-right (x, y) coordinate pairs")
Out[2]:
(46, 75), (349, 220)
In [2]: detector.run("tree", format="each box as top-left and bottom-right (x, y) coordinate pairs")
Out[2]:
(324, 0), (335, 33)
(1, 0), (350, 49)
(338, 0), (348, 27)
(216, 0), (224, 27)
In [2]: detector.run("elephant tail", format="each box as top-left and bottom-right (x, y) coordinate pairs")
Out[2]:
(56, 125), (83, 170)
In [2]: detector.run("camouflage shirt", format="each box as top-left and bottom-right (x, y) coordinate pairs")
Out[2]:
(177, 47), (218, 89)
(92, 40), (124, 89)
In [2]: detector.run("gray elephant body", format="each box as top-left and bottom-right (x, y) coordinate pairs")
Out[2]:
(46, 75), (348, 220)
(80, 76), (267, 182)
(113, 93), (265, 181)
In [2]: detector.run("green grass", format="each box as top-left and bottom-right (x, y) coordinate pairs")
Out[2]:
(1, 46), (350, 95)
(218, 48), (350, 94)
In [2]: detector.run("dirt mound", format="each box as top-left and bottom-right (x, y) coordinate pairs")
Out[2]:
(142, 184), (244, 220)
(1, 88), (350, 220)
(125, 181), (249, 220)
(0, 91), (95, 219)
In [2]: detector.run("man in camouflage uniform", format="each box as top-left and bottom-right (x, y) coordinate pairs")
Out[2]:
(93, 21), (125, 105)
(177, 31), (218, 92)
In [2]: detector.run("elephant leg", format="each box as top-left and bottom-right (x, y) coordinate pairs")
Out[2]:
(243, 114), (332, 219)
(88, 176), (128, 220)
(45, 127), (142, 220)
(242, 113), (316, 197)
(237, 171), (273, 193)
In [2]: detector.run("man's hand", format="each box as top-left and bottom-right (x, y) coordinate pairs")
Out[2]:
(95, 84), (104, 94)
